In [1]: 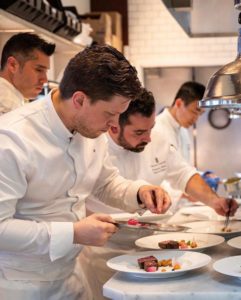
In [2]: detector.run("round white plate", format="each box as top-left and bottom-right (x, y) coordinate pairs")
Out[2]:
(184, 221), (241, 237)
(107, 250), (211, 278)
(213, 256), (241, 280)
(111, 211), (172, 223)
(180, 206), (221, 221)
(180, 206), (241, 221)
(227, 236), (241, 249)
(135, 233), (224, 251)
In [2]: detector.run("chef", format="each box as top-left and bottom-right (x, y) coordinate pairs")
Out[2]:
(0, 45), (171, 300)
(82, 88), (238, 300)
(0, 32), (55, 115)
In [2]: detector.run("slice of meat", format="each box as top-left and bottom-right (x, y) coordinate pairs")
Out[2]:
(137, 255), (158, 269)
(158, 240), (179, 249)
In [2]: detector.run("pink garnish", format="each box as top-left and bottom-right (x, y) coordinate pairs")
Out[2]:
(127, 218), (140, 225)
(145, 266), (157, 272)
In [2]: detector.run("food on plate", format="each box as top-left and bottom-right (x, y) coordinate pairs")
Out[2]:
(158, 240), (179, 249)
(137, 255), (182, 272)
(127, 218), (149, 227)
(137, 255), (158, 269)
(127, 218), (141, 225)
(221, 227), (232, 232)
(144, 260), (158, 272)
(158, 259), (172, 267)
(158, 239), (198, 249)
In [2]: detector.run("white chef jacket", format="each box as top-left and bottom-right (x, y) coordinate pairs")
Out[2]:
(155, 108), (192, 163)
(155, 108), (193, 203)
(0, 90), (147, 299)
(0, 77), (25, 115)
(87, 129), (196, 214)
(81, 130), (197, 300)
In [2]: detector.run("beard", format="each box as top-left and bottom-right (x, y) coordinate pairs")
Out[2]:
(72, 115), (103, 139)
(118, 129), (147, 153)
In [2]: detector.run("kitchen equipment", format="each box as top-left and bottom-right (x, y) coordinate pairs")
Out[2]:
(223, 198), (232, 231)
(198, 0), (241, 118)
(223, 177), (241, 198)
(113, 220), (189, 232)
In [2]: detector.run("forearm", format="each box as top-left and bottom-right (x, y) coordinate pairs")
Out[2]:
(185, 174), (218, 205)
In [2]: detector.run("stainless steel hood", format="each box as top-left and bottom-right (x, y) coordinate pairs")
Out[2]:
(199, 1), (241, 117)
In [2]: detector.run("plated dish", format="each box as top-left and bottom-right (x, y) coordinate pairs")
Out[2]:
(135, 233), (224, 252)
(227, 236), (241, 249)
(213, 256), (241, 280)
(183, 221), (241, 237)
(111, 211), (172, 223)
(107, 250), (211, 278)
(115, 220), (189, 232)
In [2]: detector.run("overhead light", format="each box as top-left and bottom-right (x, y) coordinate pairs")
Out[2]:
(199, 1), (241, 117)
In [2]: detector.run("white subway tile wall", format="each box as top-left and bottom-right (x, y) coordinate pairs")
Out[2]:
(127, 0), (237, 80)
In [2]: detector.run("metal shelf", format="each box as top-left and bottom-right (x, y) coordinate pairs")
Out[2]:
(0, 9), (84, 54)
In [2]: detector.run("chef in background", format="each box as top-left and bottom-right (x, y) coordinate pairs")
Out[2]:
(155, 81), (221, 206)
(80, 88), (238, 300)
(0, 32), (55, 115)
(0, 45), (171, 300)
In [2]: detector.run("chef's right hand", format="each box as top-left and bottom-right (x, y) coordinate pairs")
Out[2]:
(73, 213), (118, 246)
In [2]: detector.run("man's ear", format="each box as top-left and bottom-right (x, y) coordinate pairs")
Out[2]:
(7, 56), (19, 73)
(110, 126), (119, 134)
(175, 98), (184, 108)
(72, 91), (87, 109)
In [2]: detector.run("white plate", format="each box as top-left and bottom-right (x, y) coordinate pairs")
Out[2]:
(107, 250), (211, 278)
(180, 206), (241, 221)
(111, 211), (172, 223)
(227, 236), (241, 249)
(180, 206), (220, 220)
(213, 256), (241, 280)
(184, 220), (241, 237)
(135, 233), (224, 251)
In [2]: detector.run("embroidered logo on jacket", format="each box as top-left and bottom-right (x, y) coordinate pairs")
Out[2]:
(151, 157), (167, 174)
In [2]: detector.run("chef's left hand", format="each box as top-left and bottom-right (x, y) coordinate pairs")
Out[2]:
(137, 185), (171, 214)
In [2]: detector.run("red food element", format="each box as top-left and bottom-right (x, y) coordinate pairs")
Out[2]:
(127, 218), (140, 225)
(144, 260), (158, 272)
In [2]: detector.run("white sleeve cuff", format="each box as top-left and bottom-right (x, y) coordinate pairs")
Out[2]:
(49, 222), (74, 261)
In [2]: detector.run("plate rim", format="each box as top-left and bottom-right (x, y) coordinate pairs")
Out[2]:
(183, 220), (241, 236)
(213, 255), (241, 278)
(227, 236), (241, 249)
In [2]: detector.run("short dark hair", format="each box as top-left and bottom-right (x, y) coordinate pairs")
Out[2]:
(172, 81), (205, 106)
(119, 88), (155, 127)
(1, 32), (55, 70)
(59, 44), (142, 102)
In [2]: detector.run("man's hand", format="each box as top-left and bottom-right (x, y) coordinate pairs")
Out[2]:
(137, 185), (171, 214)
(73, 213), (118, 246)
(210, 197), (238, 216)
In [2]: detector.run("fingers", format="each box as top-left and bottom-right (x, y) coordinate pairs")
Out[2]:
(229, 199), (239, 216)
(139, 186), (171, 214)
(162, 191), (172, 212)
(91, 213), (119, 234)
(213, 198), (239, 216)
